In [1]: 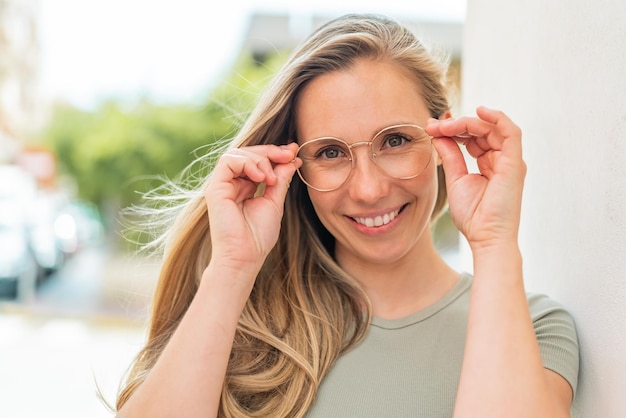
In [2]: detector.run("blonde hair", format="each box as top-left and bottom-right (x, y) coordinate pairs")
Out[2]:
(117, 13), (450, 417)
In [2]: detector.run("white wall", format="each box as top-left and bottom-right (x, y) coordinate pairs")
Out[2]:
(461, 0), (626, 416)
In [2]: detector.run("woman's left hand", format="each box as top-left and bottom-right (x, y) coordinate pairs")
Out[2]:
(426, 106), (527, 251)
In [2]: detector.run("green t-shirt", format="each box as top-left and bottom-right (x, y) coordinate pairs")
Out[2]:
(305, 274), (579, 417)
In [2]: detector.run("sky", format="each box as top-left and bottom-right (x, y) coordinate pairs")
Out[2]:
(38, 0), (466, 109)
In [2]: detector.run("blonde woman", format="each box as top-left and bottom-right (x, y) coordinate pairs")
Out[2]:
(116, 14), (578, 418)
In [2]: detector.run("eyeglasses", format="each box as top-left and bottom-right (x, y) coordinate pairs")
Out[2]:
(295, 124), (433, 192)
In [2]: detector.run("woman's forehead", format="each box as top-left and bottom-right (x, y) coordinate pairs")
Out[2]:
(294, 62), (429, 142)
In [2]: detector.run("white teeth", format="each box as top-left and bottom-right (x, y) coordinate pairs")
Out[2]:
(355, 209), (399, 227)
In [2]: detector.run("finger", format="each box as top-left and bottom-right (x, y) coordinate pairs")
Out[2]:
(476, 152), (498, 178)
(213, 144), (297, 185)
(475, 106), (523, 158)
(464, 140), (488, 159)
(262, 144), (300, 186)
(428, 109), (521, 156)
(476, 106), (517, 136)
(214, 151), (272, 184)
(427, 117), (493, 143)
(236, 148), (279, 182)
(262, 161), (298, 213)
(432, 137), (469, 186)
(266, 142), (299, 164)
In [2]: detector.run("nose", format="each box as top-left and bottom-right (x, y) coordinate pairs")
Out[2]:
(345, 146), (390, 203)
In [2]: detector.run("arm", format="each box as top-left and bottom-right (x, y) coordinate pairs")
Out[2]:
(116, 143), (299, 418)
(460, 243), (572, 417)
(427, 107), (572, 417)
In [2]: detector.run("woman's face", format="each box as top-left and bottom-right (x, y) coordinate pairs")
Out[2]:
(295, 59), (440, 268)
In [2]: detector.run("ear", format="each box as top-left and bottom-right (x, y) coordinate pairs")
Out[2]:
(434, 110), (453, 165)
(439, 110), (453, 121)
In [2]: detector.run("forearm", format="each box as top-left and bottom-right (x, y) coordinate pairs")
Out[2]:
(116, 263), (256, 418)
(454, 244), (568, 418)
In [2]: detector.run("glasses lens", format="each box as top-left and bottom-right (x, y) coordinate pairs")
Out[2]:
(297, 138), (352, 191)
(296, 124), (432, 192)
(372, 125), (432, 180)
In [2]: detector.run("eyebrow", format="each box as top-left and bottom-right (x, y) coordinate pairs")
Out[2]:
(300, 122), (424, 143)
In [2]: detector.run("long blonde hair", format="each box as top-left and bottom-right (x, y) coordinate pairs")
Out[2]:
(117, 13), (451, 417)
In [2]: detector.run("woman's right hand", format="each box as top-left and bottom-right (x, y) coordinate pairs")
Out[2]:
(205, 143), (299, 275)
(116, 143), (299, 418)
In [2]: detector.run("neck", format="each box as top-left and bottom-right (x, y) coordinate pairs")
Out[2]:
(337, 230), (459, 319)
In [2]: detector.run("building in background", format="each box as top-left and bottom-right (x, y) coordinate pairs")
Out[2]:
(0, 0), (41, 164)
(241, 13), (463, 113)
(243, 13), (462, 63)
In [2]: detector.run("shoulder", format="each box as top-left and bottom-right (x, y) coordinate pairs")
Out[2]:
(526, 292), (574, 322)
(525, 291), (580, 399)
(523, 291), (579, 354)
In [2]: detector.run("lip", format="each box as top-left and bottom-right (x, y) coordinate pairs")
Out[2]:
(347, 204), (406, 231)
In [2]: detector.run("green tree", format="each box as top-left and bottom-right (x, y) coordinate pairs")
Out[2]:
(39, 51), (287, 215)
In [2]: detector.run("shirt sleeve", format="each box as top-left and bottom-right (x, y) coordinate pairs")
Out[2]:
(527, 292), (580, 399)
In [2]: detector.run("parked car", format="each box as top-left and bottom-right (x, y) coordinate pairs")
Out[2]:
(0, 165), (60, 299)
(0, 201), (39, 300)
(28, 194), (66, 278)
(0, 165), (105, 300)
(54, 200), (104, 255)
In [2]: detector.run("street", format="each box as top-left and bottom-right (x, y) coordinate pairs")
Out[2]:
(0, 245), (160, 418)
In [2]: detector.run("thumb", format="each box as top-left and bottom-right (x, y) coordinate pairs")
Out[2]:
(432, 137), (468, 188)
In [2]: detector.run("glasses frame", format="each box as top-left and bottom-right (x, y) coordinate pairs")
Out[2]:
(295, 123), (433, 192)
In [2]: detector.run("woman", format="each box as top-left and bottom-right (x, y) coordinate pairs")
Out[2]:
(116, 14), (578, 417)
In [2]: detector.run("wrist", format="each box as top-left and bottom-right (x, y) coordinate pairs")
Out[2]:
(470, 241), (523, 274)
(199, 262), (260, 303)
(468, 235), (520, 256)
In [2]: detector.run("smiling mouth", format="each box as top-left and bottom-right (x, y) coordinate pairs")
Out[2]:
(352, 206), (405, 227)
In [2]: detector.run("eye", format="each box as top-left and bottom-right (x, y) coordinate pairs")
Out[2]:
(381, 133), (411, 149)
(316, 145), (346, 160)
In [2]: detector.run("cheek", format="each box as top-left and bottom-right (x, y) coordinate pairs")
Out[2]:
(413, 159), (440, 190)
(408, 164), (441, 211)
(308, 191), (333, 221)
(307, 190), (344, 238)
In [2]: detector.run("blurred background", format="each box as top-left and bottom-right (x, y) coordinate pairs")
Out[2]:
(0, 1), (465, 416)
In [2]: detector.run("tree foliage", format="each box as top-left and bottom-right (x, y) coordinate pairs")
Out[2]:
(38, 52), (287, 214)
